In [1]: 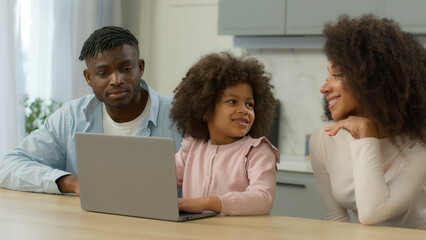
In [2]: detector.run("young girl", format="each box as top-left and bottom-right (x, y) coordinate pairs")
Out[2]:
(170, 52), (279, 215)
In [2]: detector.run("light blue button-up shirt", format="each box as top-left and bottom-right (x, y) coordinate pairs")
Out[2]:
(0, 80), (182, 194)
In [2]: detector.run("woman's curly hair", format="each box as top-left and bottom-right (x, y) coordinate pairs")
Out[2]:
(170, 51), (276, 140)
(322, 14), (426, 144)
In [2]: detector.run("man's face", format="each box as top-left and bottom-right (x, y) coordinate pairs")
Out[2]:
(83, 45), (144, 110)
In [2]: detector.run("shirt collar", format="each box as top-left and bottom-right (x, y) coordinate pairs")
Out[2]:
(140, 79), (160, 127)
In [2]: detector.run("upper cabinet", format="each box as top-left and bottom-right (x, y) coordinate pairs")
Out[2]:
(286, 0), (382, 35)
(382, 0), (426, 34)
(218, 0), (286, 36)
(218, 0), (426, 36)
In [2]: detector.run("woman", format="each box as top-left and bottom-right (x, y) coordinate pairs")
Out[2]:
(310, 14), (426, 229)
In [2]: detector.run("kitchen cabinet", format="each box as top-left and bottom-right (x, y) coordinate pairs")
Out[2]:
(286, 0), (382, 35)
(286, 0), (426, 35)
(219, 0), (426, 36)
(272, 170), (358, 222)
(382, 0), (426, 34)
(271, 171), (324, 219)
(218, 0), (286, 36)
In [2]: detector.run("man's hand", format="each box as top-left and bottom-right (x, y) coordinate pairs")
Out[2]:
(56, 174), (80, 196)
(178, 197), (221, 213)
(323, 116), (383, 139)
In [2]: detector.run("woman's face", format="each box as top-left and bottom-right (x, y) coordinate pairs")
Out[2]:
(320, 61), (362, 121)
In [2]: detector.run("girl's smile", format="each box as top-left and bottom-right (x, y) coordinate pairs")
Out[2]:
(233, 117), (250, 127)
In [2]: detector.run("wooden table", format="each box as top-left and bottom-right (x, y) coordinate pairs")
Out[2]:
(0, 188), (424, 240)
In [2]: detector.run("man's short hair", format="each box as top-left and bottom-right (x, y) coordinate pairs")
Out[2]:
(79, 26), (139, 61)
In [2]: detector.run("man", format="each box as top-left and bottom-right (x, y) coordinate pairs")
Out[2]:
(0, 26), (182, 196)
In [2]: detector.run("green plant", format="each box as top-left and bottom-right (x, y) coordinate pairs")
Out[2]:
(24, 94), (62, 134)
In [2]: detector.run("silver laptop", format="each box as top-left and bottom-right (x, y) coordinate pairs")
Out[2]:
(75, 133), (218, 221)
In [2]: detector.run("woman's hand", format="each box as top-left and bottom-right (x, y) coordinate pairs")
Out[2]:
(178, 197), (222, 213)
(323, 116), (383, 139)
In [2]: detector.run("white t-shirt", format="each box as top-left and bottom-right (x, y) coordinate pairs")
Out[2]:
(102, 96), (151, 136)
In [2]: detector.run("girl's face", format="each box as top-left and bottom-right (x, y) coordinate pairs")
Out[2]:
(207, 82), (255, 145)
(320, 61), (362, 121)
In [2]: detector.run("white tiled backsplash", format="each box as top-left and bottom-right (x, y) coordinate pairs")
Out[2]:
(248, 49), (328, 157)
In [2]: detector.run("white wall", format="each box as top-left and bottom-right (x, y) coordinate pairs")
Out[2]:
(148, 0), (240, 95)
(127, 0), (328, 156)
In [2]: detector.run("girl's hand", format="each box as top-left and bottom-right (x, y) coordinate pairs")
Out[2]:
(323, 116), (382, 139)
(178, 197), (222, 213)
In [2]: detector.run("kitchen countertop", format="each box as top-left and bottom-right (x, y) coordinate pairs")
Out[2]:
(277, 155), (313, 173)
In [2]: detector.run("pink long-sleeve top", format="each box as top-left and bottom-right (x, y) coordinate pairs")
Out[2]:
(175, 135), (280, 215)
(310, 125), (426, 229)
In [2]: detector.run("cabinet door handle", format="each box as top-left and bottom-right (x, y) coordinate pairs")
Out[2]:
(276, 182), (306, 189)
